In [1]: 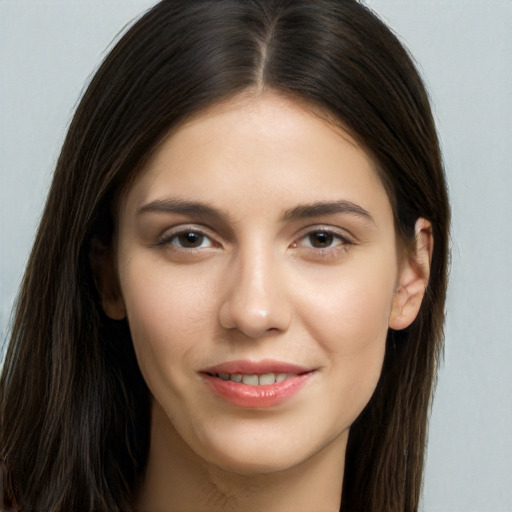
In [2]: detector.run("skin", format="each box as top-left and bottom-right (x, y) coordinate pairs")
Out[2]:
(99, 91), (431, 512)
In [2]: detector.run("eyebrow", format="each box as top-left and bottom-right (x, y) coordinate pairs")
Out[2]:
(138, 198), (374, 224)
(282, 200), (375, 224)
(138, 198), (227, 221)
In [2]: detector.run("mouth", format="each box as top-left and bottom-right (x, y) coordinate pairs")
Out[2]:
(205, 371), (299, 385)
(200, 360), (315, 408)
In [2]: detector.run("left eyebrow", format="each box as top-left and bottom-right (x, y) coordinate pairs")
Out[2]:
(282, 200), (375, 224)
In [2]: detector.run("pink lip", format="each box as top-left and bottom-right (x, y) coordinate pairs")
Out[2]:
(200, 359), (314, 408)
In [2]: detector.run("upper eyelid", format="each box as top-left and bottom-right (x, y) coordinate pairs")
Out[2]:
(160, 223), (214, 236)
(295, 224), (355, 241)
(157, 224), (219, 245)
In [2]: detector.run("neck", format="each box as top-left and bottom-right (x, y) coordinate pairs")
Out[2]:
(134, 404), (346, 512)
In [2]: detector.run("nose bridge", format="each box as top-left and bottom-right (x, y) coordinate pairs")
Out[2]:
(218, 238), (290, 337)
(239, 246), (275, 309)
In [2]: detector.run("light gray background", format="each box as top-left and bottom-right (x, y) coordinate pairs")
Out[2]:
(1, 1), (511, 511)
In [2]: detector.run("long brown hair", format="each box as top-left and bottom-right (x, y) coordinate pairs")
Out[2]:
(1, 1), (450, 510)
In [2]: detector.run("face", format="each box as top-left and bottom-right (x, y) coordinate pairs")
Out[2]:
(109, 92), (413, 475)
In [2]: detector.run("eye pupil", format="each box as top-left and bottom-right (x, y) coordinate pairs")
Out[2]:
(310, 232), (333, 248)
(178, 232), (204, 248)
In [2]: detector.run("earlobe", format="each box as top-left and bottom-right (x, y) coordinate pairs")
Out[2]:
(389, 218), (433, 331)
(89, 237), (126, 320)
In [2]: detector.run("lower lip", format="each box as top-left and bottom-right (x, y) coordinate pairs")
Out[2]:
(201, 373), (312, 408)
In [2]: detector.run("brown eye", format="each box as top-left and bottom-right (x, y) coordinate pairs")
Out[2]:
(308, 231), (335, 248)
(169, 231), (212, 249)
(295, 229), (350, 252)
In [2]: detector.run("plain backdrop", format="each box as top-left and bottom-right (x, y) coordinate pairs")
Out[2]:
(1, 1), (511, 511)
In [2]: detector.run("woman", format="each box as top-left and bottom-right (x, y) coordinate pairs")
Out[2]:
(0, 1), (450, 511)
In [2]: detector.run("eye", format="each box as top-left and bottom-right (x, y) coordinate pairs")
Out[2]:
(160, 228), (215, 249)
(299, 230), (347, 249)
(172, 231), (211, 248)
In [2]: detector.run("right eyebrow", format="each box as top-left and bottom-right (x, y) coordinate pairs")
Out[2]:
(138, 198), (229, 223)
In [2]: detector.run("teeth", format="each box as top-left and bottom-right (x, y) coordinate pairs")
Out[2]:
(214, 372), (295, 385)
(258, 373), (275, 385)
(241, 374), (259, 385)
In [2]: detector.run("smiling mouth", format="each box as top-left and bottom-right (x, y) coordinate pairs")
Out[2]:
(201, 363), (314, 408)
(205, 372), (299, 386)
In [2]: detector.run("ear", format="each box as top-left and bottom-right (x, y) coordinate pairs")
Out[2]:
(389, 218), (433, 331)
(89, 237), (126, 320)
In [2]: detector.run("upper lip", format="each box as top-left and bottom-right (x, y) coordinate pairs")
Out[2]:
(201, 359), (313, 375)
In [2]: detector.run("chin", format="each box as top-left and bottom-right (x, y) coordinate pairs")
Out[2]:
(204, 445), (308, 476)
(185, 417), (349, 477)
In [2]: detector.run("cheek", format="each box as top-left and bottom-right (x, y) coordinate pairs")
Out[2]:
(118, 260), (218, 386)
(294, 256), (395, 414)
(297, 257), (395, 349)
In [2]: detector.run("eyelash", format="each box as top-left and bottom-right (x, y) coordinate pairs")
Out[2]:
(156, 225), (354, 258)
(157, 226), (217, 251)
(292, 228), (354, 260)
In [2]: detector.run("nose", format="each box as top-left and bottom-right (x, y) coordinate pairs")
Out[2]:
(218, 249), (292, 338)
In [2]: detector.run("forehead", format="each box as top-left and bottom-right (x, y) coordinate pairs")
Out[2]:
(120, 92), (392, 227)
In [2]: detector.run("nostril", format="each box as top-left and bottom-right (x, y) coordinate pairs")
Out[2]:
(217, 276), (292, 337)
